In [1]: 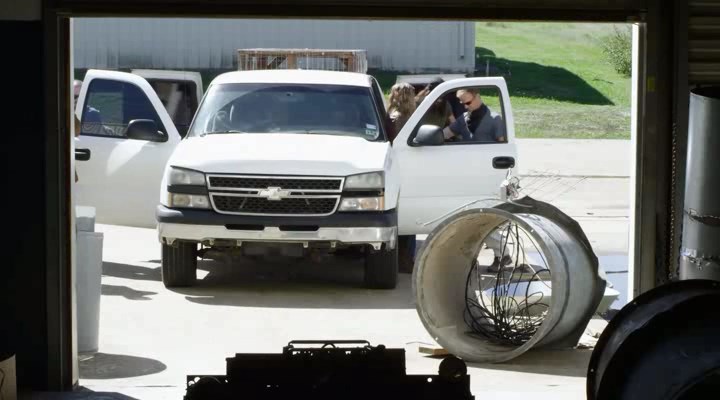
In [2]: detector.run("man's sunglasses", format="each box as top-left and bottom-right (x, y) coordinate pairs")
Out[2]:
(462, 97), (475, 106)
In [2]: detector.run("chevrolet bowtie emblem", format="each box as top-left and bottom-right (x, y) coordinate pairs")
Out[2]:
(258, 187), (291, 201)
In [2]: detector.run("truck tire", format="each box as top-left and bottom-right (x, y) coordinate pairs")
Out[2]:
(364, 245), (398, 289)
(161, 242), (198, 288)
(398, 235), (416, 274)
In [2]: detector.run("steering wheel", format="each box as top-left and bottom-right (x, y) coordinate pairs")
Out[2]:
(211, 110), (232, 132)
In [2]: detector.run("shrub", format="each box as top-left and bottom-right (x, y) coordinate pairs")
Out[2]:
(599, 26), (632, 77)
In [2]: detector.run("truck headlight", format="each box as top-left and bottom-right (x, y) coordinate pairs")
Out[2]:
(338, 196), (384, 212)
(168, 193), (211, 209)
(344, 172), (384, 190)
(168, 167), (206, 186)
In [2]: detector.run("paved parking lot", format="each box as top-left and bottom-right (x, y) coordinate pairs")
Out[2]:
(81, 222), (609, 400)
(78, 139), (632, 400)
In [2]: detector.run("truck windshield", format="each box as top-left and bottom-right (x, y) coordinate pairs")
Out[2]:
(188, 83), (384, 140)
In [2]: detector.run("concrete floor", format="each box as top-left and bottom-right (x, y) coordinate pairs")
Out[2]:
(70, 221), (611, 400)
(70, 138), (630, 400)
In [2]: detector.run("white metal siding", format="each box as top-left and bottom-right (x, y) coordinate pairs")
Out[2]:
(73, 18), (475, 73)
(689, 0), (720, 84)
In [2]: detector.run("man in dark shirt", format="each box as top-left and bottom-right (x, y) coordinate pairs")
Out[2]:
(442, 88), (506, 143)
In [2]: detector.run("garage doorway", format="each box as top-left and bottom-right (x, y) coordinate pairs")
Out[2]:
(65, 15), (640, 400)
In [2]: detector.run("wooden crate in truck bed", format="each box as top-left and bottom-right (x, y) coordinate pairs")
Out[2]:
(237, 48), (368, 74)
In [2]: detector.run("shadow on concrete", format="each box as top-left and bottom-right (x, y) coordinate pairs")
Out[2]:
(102, 262), (160, 282)
(175, 258), (415, 309)
(26, 386), (141, 400)
(474, 47), (613, 106)
(466, 349), (591, 378)
(101, 284), (157, 301)
(79, 353), (167, 380)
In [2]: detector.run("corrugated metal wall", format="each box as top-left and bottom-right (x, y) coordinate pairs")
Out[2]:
(689, 0), (720, 84)
(73, 18), (475, 73)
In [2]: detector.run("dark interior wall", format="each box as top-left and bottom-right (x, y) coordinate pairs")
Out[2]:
(643, 0), (685, 290)
(0, 2), (45, 383)
(1, 1), (72, 391)
(0, 18), (48, 389)
(668, 1), (689, 284)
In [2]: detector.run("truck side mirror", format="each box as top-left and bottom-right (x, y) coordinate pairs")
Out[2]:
(413, 125), (445, 146)
(126, 119), (167, 142)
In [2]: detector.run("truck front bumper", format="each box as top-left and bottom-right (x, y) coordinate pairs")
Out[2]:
(156, 206), (398, 250)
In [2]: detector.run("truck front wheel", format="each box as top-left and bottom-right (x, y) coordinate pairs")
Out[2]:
(161, 242), (198, 288)
(364, 245), (399, 289)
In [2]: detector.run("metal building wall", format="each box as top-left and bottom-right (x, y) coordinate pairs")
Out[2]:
(73, 18), (476, 73)
(689, 0), (720, 84)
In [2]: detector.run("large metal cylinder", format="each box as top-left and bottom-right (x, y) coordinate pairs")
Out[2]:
(412, 199), (605, 363)
(680, 86), (720, 281)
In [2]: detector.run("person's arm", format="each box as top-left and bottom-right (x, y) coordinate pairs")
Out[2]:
(386, 114), (397, 144)
(443, 115), (461, 139)
(445, 116), (472, 141)
(415, 89), (430, 105)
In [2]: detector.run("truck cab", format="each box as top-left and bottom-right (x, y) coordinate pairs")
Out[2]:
(74, 69), (517, 290)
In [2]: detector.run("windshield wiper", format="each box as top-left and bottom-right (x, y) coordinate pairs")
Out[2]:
(200, 130), (246, 137)
(297, 130), (379, 141)
(286, 130), (353, 136)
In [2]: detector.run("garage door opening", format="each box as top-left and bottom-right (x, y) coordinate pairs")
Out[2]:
(68, 16), (638, 400)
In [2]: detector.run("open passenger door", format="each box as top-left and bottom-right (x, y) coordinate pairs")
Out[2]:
(74, 69), (181, 228)
(391, 77), (518, 235)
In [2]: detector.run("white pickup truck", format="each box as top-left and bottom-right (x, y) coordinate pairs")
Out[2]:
(74, 69), (517, 290)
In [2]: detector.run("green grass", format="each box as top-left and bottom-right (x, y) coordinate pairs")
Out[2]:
(474, 22), (631, 139)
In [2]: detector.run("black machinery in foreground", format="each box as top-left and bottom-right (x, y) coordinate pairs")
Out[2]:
(184, 340), (474, 400)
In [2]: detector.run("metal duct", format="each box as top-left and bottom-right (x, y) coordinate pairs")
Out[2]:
(412, 197), (605, 363)
(680, 86), (720, 280)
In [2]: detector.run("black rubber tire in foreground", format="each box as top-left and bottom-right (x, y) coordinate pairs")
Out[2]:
(613, 303), (720, 400)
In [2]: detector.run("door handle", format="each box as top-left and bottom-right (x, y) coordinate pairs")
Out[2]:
(75, 148), (91, 161)
(492, 156), (515, 169)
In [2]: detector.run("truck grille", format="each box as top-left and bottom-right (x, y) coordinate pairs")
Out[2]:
(208, 175), (343, 192)
(211, 195), (339, 216)
(206, 174), (344, 216)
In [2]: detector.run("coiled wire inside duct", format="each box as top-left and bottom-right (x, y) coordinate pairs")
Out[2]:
(413, 203), (604, 363)
(464, 221), (552, 346)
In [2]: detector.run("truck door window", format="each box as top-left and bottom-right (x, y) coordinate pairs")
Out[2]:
(370, 78), (390, 142)
(80, 79), (166, 139)
(146, 79), (198, 138)
(409, 86), (507, 146)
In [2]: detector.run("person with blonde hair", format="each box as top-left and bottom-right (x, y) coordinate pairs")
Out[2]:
(386, 82), (419, 273)
(386, 82), (416, 143)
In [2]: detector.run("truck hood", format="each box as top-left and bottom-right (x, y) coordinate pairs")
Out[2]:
(168, 134), (390, 176)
